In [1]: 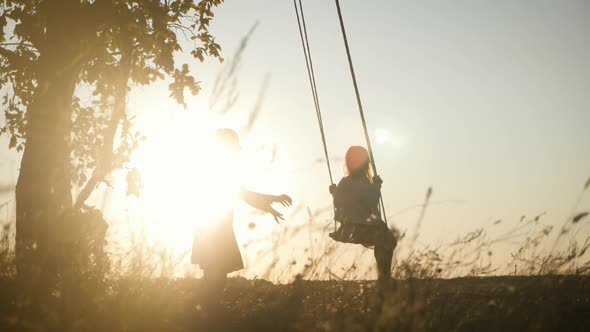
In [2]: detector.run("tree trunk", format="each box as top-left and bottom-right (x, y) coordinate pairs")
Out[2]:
(15, 68), (78, 272)
(14, 3), (83, 272)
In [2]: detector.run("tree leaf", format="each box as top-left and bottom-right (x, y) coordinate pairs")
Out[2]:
(9, 135), (16, 149)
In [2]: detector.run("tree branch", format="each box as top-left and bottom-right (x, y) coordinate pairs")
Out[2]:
(0, 42), (39, 51)
(0, 46), (34, 67)
(75, 25), (133, 209)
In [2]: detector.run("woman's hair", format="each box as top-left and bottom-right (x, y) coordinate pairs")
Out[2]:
(344, 146), (374, 182)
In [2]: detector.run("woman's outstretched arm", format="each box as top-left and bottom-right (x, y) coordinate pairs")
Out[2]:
(240, 189), (292, 223)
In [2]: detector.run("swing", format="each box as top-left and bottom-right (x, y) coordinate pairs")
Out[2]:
(293, 0), (388, 239)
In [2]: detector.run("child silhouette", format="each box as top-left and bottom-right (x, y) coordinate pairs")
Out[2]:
(329, 146), (396, 282)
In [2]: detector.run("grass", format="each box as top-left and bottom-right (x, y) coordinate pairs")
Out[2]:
(0, 174), (588, 332)
(1, 273), (589, 331)
(0, 193), (589, 331)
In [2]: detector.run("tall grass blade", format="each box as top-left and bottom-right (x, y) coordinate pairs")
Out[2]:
(572, 212), (589, 224)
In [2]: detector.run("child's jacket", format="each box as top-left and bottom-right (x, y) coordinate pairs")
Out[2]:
(333, 175), (381, 224)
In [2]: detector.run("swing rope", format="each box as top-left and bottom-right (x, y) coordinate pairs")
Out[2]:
(293, 0), (334, 185)
(294, 0), (388, 225)
(294, 0), (337, 232)
(333, 0), (388, 223)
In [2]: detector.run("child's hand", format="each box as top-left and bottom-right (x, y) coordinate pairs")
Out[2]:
(274, 194), (293, 207)
(329, 184), (337, 195)
(373, 175), (383, 188)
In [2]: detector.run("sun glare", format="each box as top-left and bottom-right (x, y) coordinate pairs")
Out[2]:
(375, 128), (390, 145)
(127, 107), (279, 255)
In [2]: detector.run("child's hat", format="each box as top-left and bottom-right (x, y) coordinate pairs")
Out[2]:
(345, 146), (370, 173)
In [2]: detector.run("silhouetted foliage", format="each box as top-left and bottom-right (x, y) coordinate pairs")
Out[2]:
(0, 0), (224, 271)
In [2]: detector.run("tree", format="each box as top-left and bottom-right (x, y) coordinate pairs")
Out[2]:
(0, 0), (224, 273)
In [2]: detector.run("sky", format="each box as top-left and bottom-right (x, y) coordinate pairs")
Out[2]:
(1, 0), (590, 280)
(180, 0), (590, 255)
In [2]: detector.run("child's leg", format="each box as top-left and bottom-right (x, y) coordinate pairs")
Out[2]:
(374, 229), (396, 280)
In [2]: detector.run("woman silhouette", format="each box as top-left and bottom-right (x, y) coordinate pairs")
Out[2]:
(192, 128), (292, 305)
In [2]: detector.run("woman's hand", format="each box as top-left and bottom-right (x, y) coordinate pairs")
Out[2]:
(268, 206), (285, 224)
(270, 195), (291, 223)
(274, 194), (293, 207)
